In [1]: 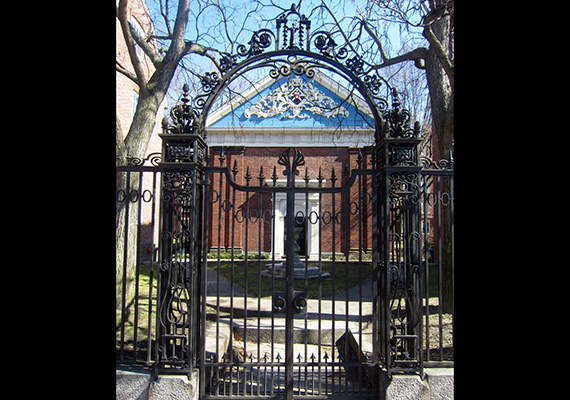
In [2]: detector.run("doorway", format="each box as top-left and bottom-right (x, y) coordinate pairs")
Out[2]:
(284, 215), (307, 256)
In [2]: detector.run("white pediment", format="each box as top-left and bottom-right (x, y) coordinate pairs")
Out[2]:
(205, 72), (375, 147)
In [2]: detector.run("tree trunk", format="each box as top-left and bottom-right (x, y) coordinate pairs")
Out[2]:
(116, 172), (139, 319)
(424, 15), (454, 315)
(115, 53), (179, 318)
(116, 89), (165, 316)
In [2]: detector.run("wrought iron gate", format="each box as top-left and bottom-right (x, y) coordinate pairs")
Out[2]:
(197, 147), (379, 399)
(141, 4), (454, 399)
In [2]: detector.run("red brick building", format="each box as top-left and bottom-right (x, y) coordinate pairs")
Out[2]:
(204, 74), (376, 259)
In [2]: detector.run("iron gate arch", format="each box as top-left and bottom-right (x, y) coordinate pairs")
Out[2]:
(152, 3), (440, 399)
(196, 48), (390, 145)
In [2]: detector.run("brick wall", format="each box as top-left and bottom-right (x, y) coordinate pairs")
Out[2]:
(206, 146), (374, 258)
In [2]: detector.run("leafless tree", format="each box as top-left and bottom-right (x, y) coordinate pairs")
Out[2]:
(307, 0), (453, 158)
(116, 0), (234, 312)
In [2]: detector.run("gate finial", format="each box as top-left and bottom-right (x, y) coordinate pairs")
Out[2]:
(161, 83), (198, 135)
(278, 147), (305, 177)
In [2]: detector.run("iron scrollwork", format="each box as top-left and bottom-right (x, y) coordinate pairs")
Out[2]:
(116, 152), (162, 167)
(384, 172), (423, 373)
(156, 160), (201, 372)
(313, 31), (340, 57)
(420, 155), (454, 170)
(276, 4), (310, 51)
(237, 29), (276, 57)
(374, 84), (425, 374)
(156, 2), (432, 378)
(157, 79), (206, 373)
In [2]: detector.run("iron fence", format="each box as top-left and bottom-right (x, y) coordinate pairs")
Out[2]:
(420, 158), (454, 367)
(116, 6), (453, 397)
(115, 151), (454, 374)
(116, 153), (162, 367)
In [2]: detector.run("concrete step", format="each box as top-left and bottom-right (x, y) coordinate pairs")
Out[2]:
(230, 315), (372, 348)
(204, 319), (232, 363)
(206, 296), (273, 318)
(205, 297), (375, 359)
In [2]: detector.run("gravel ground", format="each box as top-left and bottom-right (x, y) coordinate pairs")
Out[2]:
(422, 297), (453, 361)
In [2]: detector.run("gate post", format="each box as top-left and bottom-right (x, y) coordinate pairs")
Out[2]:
(155, 84), (208, 376)
(375, 89), (423, 377)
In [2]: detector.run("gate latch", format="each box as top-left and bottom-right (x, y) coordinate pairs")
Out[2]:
(273, 294), (286, 313)
(272, 291), (308, 314)
(293, 293), (307, 313)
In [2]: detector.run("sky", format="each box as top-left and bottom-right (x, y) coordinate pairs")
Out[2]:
(144, 0), (428, 121)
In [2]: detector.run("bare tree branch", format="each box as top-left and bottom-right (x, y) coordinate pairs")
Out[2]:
(116, 60), (139, 84)
(159, 0), (173, 38)
(184, 41), (222, 71)
(118, 0), (147, 91)
(127, 21), (163, 68)
(372, 46), (428, 70)
(361, 19), (389, 63)
(381, 2), (423, 27)
(171, 0), (191, 45)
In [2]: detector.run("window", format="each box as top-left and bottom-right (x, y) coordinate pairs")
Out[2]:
(130, 17), (145, 60)
(273, 182), (322, 260)
(132, 91), (139, 117)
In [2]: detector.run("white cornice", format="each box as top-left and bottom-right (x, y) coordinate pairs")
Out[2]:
(206, 129), (374, 148)
(206, 126), (373, 134)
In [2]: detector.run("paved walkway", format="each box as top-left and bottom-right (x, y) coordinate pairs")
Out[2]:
(206, 267), (247, 297)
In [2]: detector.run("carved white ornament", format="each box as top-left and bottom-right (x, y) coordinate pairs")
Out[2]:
(244, 77), (349, 120)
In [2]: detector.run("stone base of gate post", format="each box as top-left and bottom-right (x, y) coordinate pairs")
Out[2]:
(117, 368), (200, 400)
(379, 371), (429, 400)
(150, 370), (199, 400)
(378, 368), (454, 400)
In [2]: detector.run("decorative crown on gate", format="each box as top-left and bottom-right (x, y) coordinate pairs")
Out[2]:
(161, 83), (199, 136)
(381, 88), (421, 139)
